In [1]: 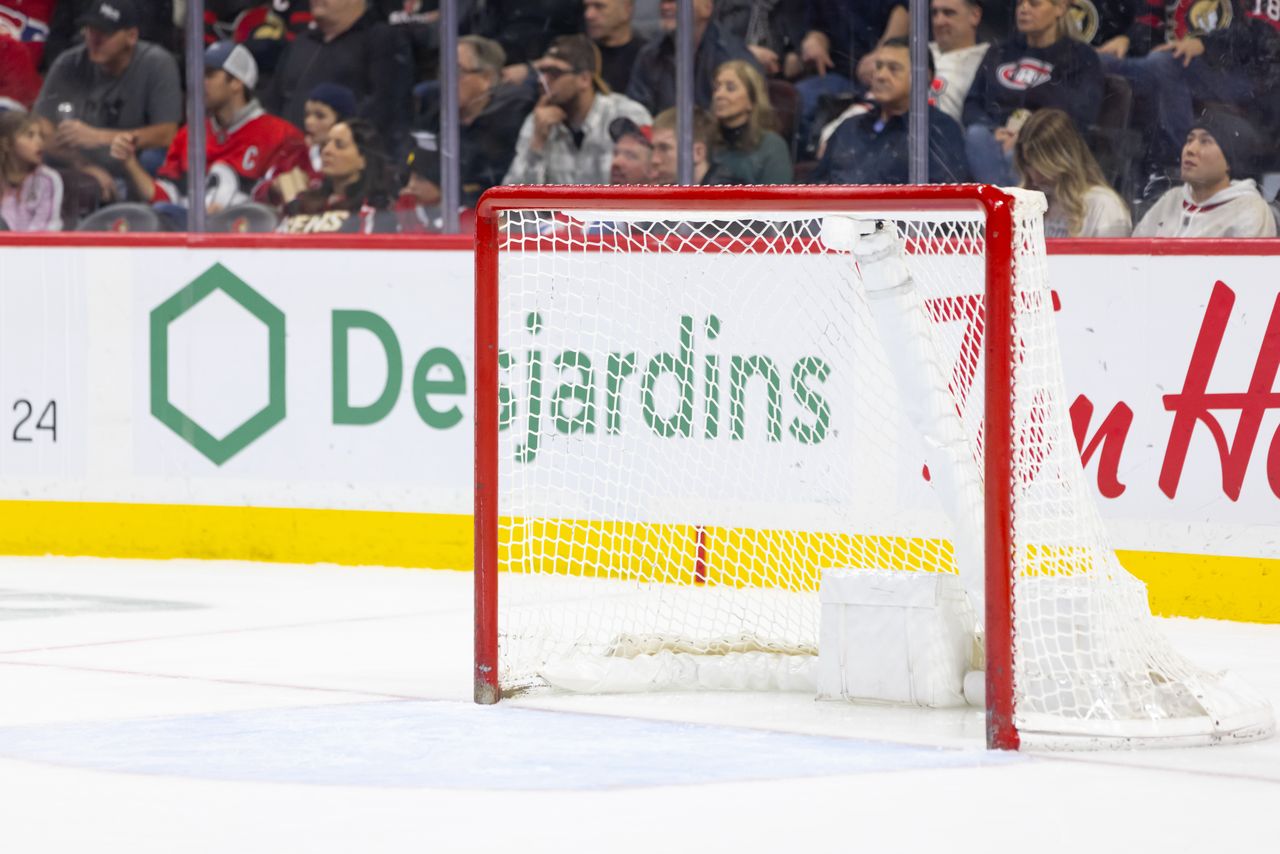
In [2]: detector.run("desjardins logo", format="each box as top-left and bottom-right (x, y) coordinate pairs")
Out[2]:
(150, 263), (286, 465)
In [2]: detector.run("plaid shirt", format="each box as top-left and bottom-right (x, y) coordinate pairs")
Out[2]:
(503, 92), (652, 186)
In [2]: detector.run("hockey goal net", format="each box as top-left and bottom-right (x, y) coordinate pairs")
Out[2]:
(473, 184), (1273, 750)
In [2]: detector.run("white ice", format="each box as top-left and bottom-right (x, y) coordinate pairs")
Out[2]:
(0, 556), (1277, 852)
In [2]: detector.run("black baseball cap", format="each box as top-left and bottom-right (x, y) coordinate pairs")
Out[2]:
(80, 0), (140, 32)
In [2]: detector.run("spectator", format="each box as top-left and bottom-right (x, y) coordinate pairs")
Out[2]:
(608, 116), (655, 183)
(813, 38), (969, 184)
(710, 59), (792, 183)
(263, 0), (414, 157)
(626, 0), (759, 116)
(454, 35), (536, 204)
(279, 117), (397, 233)
(504, 34), (651, 185)
(110, 42), (302, 224)
(792, 1), (908, 155)
(714, 0), (807, 78)
(1132, 109), (1276, 238)
(651, 105), (702, 184)
(393, 144), (475, 233)
(1096, 1), (1280, 176)
(0, 109), (63, 230)
(962, 0), (1103, 185)
(42, 0), (175, 71)
(586, 0), (647, 93)
(34, 0), (181, 202)
(1013, 107), (1130, 237)
(650, 105), (740, 184)
(254, 83), (356, 210)
(930, 0), (989, 124)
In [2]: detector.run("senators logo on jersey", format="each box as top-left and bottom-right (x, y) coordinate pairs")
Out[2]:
(997, 59), (1055, 90)
(1068, 0), (1101, 43)
(1171, 0), (1234, 38)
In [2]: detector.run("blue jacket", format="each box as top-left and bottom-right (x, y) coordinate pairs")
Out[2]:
(814, 105), (970, 185)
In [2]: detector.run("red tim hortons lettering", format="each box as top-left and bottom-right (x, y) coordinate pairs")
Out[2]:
(1070, 396), (1133, 498)
(1160, 280), (1280, 501)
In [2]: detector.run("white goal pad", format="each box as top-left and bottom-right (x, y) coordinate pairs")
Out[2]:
(816, 569), (976, 708)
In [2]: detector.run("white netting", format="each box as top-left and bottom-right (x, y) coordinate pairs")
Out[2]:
(486, 189), (1273, 748)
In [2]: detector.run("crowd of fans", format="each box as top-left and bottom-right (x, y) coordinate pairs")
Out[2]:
(1, 0), (1277, 236)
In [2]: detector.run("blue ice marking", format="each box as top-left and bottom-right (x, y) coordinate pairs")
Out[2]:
(0, 700), (1019, 789)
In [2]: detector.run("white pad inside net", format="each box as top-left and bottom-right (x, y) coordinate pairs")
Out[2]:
(488, 192), (1273, 748)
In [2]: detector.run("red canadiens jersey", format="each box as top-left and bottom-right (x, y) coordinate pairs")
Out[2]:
(0, 1), (53, 66)
(154, 103), (303, 204)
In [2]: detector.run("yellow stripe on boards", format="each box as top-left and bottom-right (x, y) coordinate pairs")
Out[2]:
(500, 518), (957, 590)
(1, 500), (1275, 623)
(0, 500), (471, 570)
(1117, 549), (1280, 623)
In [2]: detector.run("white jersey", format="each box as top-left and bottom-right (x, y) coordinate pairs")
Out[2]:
(929, 42), (988, 124)
(1044, 185), (1132, 238)
(1132, 180), (1277, 238)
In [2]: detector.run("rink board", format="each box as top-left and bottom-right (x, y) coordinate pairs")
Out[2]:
(0, 234), (1277, 621)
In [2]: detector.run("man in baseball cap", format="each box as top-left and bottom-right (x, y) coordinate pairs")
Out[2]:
(79, 0), (140, 33)
(33, 0), (182, 198)
(608, 116), (654, 184)
(205, 41), (260, 92)
(504, 33), (653, 185)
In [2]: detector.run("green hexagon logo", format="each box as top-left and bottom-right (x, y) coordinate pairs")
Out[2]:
(150, 263), (285, 465)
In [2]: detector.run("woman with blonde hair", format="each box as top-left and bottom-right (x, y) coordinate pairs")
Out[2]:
(710, 60), (793, 184)
(1013, 108), (1130, 238)
(962, 0), (1103, 184)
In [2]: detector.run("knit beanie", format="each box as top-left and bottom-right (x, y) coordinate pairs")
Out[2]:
(306, 83), (357, 120)
(1190, 108), (1259, 180)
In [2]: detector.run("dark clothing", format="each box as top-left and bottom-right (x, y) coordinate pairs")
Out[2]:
(598, 36), (647, 94)
(814, 106), (970, 184)
(626, 20), (759, 115)
(962, 35), (1104, 132)
(716, 0), (807, 60)
(804, 0), (905, 79)
(1070, 0), (1137, 47)
(465, 0), (583, 65)
(1126, 0), (1280, 133)
(264, 12), (414, 153)
(460, 82), (537, 205)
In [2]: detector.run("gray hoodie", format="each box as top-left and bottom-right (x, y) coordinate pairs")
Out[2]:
(1132, 180), (1277, 239)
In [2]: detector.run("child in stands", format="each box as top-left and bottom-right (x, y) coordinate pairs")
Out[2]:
(0, 110), (63, 231)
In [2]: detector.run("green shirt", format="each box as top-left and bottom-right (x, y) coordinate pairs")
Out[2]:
(713, 130), (793, 185)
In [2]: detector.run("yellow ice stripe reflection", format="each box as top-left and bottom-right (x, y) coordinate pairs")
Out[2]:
(499, 517), (957, 591)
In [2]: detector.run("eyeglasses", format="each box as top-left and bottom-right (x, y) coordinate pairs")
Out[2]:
(538, 66), (576, 82)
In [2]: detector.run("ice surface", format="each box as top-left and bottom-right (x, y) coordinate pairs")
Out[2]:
(0, 556), (1277, 853)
